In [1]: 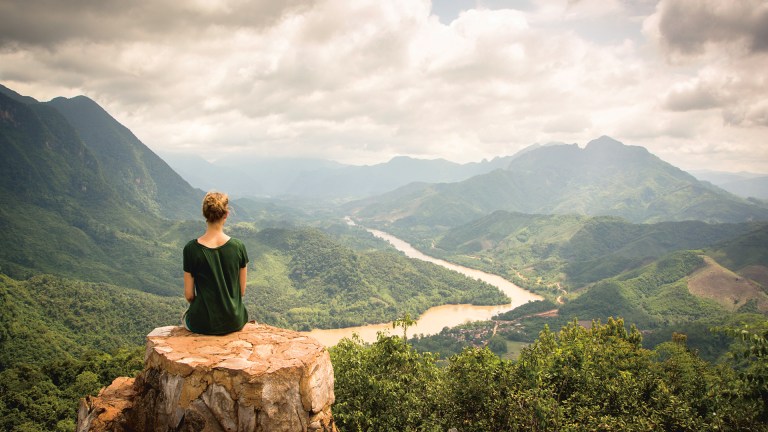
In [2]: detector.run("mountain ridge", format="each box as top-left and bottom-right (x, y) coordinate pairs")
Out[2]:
(162, 152), (521, 200)
(350, 136), (768, 226)
(0, 86), (199, 292)
(46, 95), (201, 219)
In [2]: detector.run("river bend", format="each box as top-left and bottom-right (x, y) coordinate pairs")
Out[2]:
(302, 223), (541, 346)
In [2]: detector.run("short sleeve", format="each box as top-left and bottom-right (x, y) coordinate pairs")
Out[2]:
(183, 241), (195, 273)
(240, 241), (249, 268)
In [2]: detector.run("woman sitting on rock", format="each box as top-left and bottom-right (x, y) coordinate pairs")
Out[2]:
(182, 191), (249, 334)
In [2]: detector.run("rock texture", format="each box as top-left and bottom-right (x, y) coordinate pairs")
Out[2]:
(77, 323), (336, 432)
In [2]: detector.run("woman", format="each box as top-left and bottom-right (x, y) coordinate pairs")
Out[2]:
(182, 191), (249, 334)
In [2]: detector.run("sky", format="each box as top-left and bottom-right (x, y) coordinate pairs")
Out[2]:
(1, 0), (767, 173)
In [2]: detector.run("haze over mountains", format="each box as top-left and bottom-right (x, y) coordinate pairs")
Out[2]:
(348, 136), (768, 227)
(163, 131), (768, 218)
(692, 170), (768, 201)
(3, 82), (767, 291)
(161, 151), (520, 200)
(1, 85), (767, 430)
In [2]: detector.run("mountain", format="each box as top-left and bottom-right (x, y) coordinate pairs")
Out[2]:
(283, 155), (517, 199)
(691, 169), (768, 200)
(163, 152), (519, 200)
(421, 210), (761, 292)
(0, 86), (197, 293)
(350, 136), (768, 226)
(0, 83), (39, 104)
(46, 95), (201, 219)
(0, 83), (510, 312)
(718, 176), (768, 200)
(558, 224), (768, 332)
(690, 169), (765, 186)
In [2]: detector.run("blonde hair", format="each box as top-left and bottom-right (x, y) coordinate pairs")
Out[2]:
(202, 191), (229, 223)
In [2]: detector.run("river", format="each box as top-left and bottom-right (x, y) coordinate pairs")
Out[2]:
(302, 222), (542, 346)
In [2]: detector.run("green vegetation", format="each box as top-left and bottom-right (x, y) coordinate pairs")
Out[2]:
(331, 318), (768, 431)
(0, 226), (510, 428)
(708, 223), (768, 272)
(353, 137), (768, 228)
(47, 95), (201, 220)
(243, 227), (509, 330)
(3, 85), (768, 430)
(0, 273), (172, 431)
(560, 251), (723, 328)
(0, 348), (144, 432)
(408, 234), (767, 365)
(0, 274), (184, 369)
(494, 299), (558, 321)
(384, 210), (763, 298)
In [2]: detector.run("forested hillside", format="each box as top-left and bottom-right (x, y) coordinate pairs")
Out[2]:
(0, 86), (516, 430)
(350, 136), (768, 226)
(393, 210), (764, 297)
(241, 226), (509, 329)
(1, 84), (766, 430)
(47, 95), (201, 219)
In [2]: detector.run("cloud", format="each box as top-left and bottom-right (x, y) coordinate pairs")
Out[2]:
(648, 0), (768, 58)
(0, 0), (766, 172)
(663, 77), (730, 111)
(0, 1), (674, 160)
(0, 0), (314, 48)
(645, 0), (768, 146)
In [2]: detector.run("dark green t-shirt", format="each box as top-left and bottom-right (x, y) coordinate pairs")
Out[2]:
(183, 238), (249, 335)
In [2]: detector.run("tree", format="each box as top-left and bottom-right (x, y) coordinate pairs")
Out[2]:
(438, 347), (518, 432)
(714, 320), (768, 426)
(392, 312), (416, 341)
(330, 333), (441, 432)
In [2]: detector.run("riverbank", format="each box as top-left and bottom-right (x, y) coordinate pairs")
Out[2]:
(302, 222), (541, 346)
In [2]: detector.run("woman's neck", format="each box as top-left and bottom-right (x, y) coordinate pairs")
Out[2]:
(198, 219), (230, 248)
(206, 220), (226, 235)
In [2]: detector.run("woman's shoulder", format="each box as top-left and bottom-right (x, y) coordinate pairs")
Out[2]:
(227, 237), (246, 248)
(183, 239), (200, 251)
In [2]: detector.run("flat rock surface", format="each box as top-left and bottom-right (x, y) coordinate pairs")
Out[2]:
(146, 323), (328, 376)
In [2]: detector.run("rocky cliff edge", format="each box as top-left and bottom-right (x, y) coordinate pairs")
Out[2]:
(77, 323), (336, 432)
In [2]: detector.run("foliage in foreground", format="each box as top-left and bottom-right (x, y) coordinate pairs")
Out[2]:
(0, 347), (144, 432)
(331, 317), (768, 432)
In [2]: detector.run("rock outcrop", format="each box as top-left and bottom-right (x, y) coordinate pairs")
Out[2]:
(77, 323), (336, 432)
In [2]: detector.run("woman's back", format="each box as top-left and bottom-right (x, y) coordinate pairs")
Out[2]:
(182, 191), (250, 335)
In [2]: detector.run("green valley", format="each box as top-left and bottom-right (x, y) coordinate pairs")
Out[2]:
(1, 83), (767, 430)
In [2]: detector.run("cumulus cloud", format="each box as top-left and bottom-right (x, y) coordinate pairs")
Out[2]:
(0, 0), (314, 47)
(646, 0), (768, 144)
(648, 0), (768, 58)
(663, 76), (731, 111)
(0, 0), (766, 172)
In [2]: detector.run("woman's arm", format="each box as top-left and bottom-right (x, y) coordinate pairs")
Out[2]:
(239, 266), (247, 297)
(184, 272), (195, 303)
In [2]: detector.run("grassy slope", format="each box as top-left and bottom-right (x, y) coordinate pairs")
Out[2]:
(688, 256), (768, 312)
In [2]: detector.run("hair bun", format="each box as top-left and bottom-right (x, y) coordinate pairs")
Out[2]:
(202, 191), (229, 222)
